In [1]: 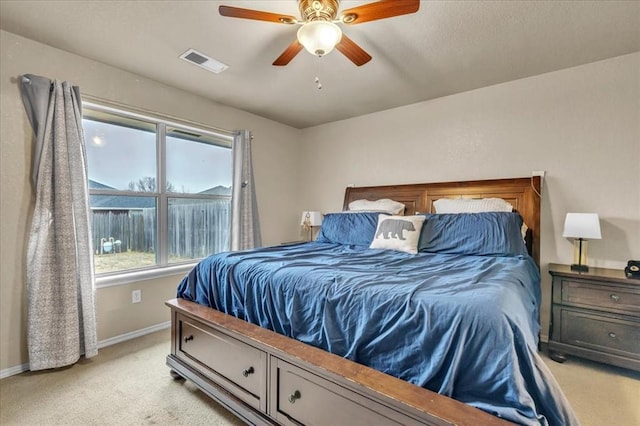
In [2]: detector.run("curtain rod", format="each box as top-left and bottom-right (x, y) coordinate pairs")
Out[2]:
(17, 76), (239, 139)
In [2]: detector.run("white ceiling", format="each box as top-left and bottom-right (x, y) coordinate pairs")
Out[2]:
(1, 1), (639, 129)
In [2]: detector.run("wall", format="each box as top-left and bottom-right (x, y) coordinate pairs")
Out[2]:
(2, 28), (638, 373)
(298, 52), (640, 340)
(0, 30), (302, 372)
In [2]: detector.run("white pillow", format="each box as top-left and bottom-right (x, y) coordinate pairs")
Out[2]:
(349, 198), (405, 215)
(433, 198), (513, 213)
(369, 215), (425, 254)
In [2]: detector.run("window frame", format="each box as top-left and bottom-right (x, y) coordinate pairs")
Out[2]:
(82, 99), (235, 288)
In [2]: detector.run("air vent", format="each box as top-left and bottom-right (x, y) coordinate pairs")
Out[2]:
(184, 51), (208, 65)
(179, 48), (229, 74)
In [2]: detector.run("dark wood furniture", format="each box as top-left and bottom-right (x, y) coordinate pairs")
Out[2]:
(548, 263), (640, 371)
(167, 298), (509, 425)
(166, 177), (541, 425)
(343, 176), (541, 265)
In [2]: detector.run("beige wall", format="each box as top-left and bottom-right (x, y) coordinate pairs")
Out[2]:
(2, 27), (638, 373)
(0, 30), (302, 371)
(298, 52), (640, 340)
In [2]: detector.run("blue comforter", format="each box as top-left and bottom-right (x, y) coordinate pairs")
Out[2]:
(177, 242), (578, 425)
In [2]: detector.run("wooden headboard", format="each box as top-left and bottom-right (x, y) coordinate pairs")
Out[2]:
(343, 177), (542, 266)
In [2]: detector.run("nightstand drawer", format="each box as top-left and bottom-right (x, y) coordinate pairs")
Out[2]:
(559, 279), (640, 315)
(560, 308), (640, 359)
(549, 264), (640, 371)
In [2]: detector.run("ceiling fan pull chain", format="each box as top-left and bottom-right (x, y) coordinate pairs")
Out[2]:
(315, 55), (323, 90)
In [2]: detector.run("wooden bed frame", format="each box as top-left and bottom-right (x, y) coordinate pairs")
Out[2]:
(343, 176), (541, 265)
(166, 176), (541, 426)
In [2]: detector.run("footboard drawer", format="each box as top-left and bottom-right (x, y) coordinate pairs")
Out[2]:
(177, 314), (267, 410)
(272, 358), (419, 426)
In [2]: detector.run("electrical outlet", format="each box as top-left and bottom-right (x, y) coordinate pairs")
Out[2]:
(132, 289), (141, 304)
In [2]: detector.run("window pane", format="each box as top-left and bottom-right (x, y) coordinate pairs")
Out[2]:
(91, 195), (157, 274)
(168, 197), (230, 263)
(166, 128), (232, 194)
(84, 104), (234, 276)
(83, 113), (157, 192)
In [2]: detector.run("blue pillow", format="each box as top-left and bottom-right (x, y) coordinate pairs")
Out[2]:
(316, 212), (387, 246)
(418, 212), (528, 257)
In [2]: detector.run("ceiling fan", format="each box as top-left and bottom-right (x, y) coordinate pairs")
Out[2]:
(218, 0), (420, 66)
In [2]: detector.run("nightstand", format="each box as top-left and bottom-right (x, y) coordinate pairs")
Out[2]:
(548, 263), (640, 371)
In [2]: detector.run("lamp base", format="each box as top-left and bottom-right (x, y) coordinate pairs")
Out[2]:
(570, 263), (589, 273)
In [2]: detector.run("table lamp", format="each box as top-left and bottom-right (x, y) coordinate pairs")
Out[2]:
(301, 211), (322, 241)
(562, 213), (601, 272)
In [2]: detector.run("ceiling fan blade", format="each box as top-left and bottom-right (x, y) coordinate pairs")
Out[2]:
(335, 35), (372, 66)
(339, 0), (420, 25)
(219, 5), (298, 24)
(273, 40), (304, 66)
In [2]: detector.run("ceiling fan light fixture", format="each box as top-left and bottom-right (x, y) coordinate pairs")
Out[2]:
(219, 0), (420, 66)
(297, 20), (342, 56)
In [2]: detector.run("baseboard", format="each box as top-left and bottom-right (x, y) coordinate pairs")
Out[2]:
(97, 320), (171, 349)
(0, 363), (30, 380)
(0, 321), (171, 380)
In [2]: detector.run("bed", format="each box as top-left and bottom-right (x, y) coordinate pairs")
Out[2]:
(166, 176), (578, 426)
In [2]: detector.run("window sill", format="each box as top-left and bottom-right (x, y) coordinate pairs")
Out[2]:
(95, 262), (198, 288)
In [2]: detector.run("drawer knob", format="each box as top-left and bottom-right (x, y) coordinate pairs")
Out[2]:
(183, 335), (194, 343)
(608, 332), (617, 339)
(242, 366), (254, 377)
(610, 294), (620, 302)
(288, 390), (301, 404)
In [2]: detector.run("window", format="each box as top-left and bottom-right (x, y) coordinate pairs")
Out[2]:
(83, 104), (233, 278)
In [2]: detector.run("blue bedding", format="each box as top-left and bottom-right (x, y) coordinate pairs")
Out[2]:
(177, 242), (578, 425)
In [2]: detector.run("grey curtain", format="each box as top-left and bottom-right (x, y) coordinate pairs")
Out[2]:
(231, 130), (261, 251)
(20, 74), (98, 371)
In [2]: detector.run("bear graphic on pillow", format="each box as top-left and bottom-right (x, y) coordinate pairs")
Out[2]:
(375, 219), (415, 240)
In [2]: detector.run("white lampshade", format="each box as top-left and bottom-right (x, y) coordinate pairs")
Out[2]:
(301, 211), (323, 227)
(562, 213), (602, 240)
(297, 21), (342, 56)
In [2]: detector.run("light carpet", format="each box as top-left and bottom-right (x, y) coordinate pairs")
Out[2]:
(0, 329), (242, 425)
(1, 329), (638, 425)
